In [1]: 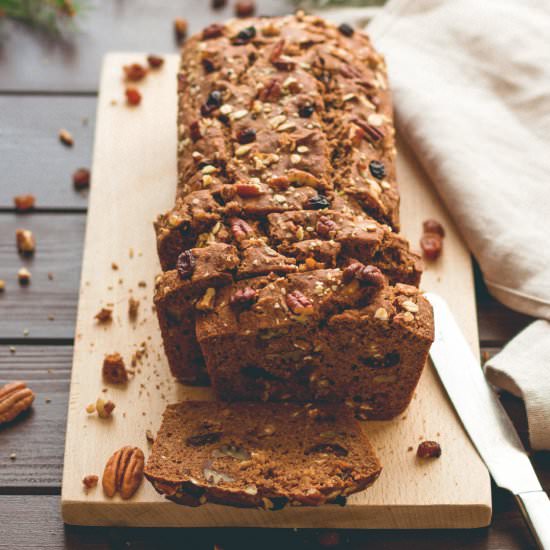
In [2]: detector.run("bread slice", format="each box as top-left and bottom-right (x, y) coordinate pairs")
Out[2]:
(144, 401), (382, 508)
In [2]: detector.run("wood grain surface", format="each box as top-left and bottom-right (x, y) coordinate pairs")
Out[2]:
(0, 0), (545, 548)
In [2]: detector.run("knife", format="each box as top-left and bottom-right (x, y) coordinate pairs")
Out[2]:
(426, 293), (550, 549)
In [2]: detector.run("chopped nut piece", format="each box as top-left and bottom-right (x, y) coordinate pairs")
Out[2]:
(374, 307), (389, 321)
(0, 280), (5, 292)
(95, 307), (113, 324)
(229, 217), (253, 241)
(235, 182), (262, 197)
(13, 194), (36, 212)
(196, 287), (216, 311)
(102, 353), (128, 384)
(123, 63), (147, 82)
(16, 229), (35, 255)
(17, 267), (31, 286)
(235, 0), (255, 17)
(73, 168), (91, 190)
(286, 290), (314, 316)
(402, 300), (419, 313)
(147, 54), (164, 68)
(128, 297), (140, 320)
(96, 398), (116, 418)
(83, 474), (99, 490)
(125, 87), (142, 106)
(86, 403), (96, 414)
(174, 17), (188, 42)
(417, 440), (442, 458)
(145, 429), (155, 444)
(230, 287), (257, 309)
(59, 128), (74, 147)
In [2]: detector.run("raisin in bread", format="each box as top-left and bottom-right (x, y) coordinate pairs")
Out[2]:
(144, 401), (382, 508)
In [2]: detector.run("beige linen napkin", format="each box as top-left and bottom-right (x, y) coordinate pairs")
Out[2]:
(332, 0), (550, 448)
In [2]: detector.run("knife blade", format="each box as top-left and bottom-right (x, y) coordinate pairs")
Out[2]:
(426, 292), (550, 549)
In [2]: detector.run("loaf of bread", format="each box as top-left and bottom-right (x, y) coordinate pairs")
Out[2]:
(144, 401), (382, 507)
(153, 12), (434, 418)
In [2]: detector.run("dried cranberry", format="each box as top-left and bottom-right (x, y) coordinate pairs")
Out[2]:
(125, 87), (142, 106)
(202, 23), (224, 40)
(306, 194), (330, 210)
(147, 55), (164, 69)
(230, 287), (258, 309)
(338, 23), (354, 37)
(417, 440), (441, 458)
(73, 168), (91, 190)
(176, 250), (196, 279)
(232, 26), (256, 45)
(422, 219), (445, 237)
(299, 103), (315, 118)
(420, 233), (442, 260)
(369, 160), (386, 180)
(236, 127), (256, 144)
(189, 120), (201, 142)
(235, 0), (255, 17)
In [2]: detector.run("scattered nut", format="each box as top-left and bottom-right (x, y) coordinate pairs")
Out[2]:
(82, 474), (99, 490)
(13, 194), (36, 212)
(145, 429), (155, 444)
(95, 307), (113, 324)
(235, 0), (255, 17)
(0, 280), (5, 292)
(125, 87), (142, 106)
(96, 398), (116, 418)
(59, 128), (74, 147)
(16, 229), (35, 255)
(286, 290), (314, 316)
(174, 17), (188, 42)
(102, 352), (128, 384)
(102, 446), (145, 499)
(85, 403), (96, 414)
(417, 440), (442, 458)
(0, 381), (35, 424)
(17, 267), (31, 286)
(73, 168), (91, 190)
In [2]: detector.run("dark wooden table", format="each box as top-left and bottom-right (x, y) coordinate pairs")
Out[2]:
(0, 1), (547, 548)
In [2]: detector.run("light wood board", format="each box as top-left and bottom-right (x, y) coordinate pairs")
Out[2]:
(61, 53), (491, 528)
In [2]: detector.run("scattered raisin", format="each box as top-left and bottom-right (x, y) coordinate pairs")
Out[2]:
(147, 55), (164, 69)
(202, 23), (224, 40)
(13, 194), (36, 212)
(174, 17), (188, 42)
(123, 63), (147, 82)
(235, 182), (262, 197)
(423, 219), (445, 237)
(316, 216), (337, 238)
(338, 23), (354, 37)
(232, 25), (256, 45)
(368, 160), (386, 180)
(230, 287), (258, 309)
(286, 290), (314, 316)
(417, 440), (442, 458)
(299, 103), (315, 118)
(189, 120), (201, 142)
(176, 250), (196, 279)
(73, 168), (91, 190)
(186, 432), (223, 447)
(102, 352), (128, 384)
(236, 127), (256, 144)
(229, 217), (253, 241)
(306, 194), (330, 210)
(235, 0), (255, 17)
(125, 87), (142, 106)
(420, 233), (442, 260)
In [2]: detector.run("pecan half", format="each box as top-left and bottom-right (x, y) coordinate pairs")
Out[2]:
(230, 287), (258, 309)
(316, 216), (337, 238)
(286, 290), (314, 316)
(0, 381), (35, 424)
(343, 263), (385, 288)
(102, 446), (145, 499)
(235, 182), (262, 197)
(229, 217), (253, 241)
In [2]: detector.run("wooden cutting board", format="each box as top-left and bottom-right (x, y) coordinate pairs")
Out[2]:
(61, 53), (491, 528)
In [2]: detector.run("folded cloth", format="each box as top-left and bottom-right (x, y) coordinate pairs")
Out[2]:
(358, 0), (550, 448)
(485, 321), (550, 451)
